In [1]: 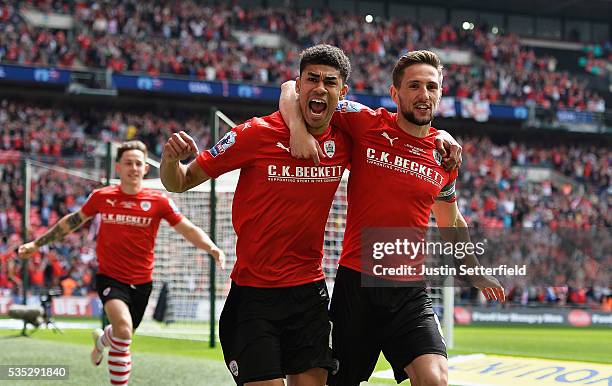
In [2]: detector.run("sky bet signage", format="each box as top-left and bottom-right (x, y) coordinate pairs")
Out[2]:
(0, 64), (595, 126)
(0, 64), (70, 84)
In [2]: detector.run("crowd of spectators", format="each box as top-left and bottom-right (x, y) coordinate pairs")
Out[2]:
(0, 99), (212, 159)
(0, 1), (608, 112)
(578, 42), (611, 78)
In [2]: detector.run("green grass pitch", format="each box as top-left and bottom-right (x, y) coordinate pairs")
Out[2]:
(0, 324), (610, 385)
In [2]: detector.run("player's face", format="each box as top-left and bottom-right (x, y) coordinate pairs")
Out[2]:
(116, 149), (148, 186)
(390, 63), (442, 127)
(296, 64), (348, 132)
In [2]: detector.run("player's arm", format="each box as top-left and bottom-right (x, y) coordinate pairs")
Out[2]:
(279, 80), (325, 165)
(172, 218), (225, 269)
(431, 200), (505, 302)
(17, 210), (92, 259)
(161, 131), (210, 193)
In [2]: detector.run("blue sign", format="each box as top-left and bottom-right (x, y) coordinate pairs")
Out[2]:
(0, 64), (591, 123)
(0, 64), (71, 84)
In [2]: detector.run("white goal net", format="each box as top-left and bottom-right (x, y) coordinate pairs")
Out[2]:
(137, 170), (453, 347)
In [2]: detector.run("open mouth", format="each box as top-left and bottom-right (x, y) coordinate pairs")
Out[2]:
(308, 98), (328, 117)
(415, 103), (431, 113)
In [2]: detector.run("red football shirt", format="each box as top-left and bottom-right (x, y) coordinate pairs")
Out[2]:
(81, 185), (183, 284)
(332, 101), (458, 273)
(196, 111), (351, 287)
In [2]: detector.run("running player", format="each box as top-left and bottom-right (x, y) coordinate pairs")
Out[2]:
(280, 50), (505, 386)
(160, 44), (353, 386)
(18, 140), (225, 386)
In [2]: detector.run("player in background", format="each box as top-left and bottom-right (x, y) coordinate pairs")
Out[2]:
(18, 140), (225, 386)
(280, 50), (505, 386)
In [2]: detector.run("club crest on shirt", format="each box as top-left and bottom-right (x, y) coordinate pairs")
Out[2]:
(140, 201), (151, 211)
(209, 131), (237, 157)
(323, 140), (335, 158)
(433, 149), (443, 166)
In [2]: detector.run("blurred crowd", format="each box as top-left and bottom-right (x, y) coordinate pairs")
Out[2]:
(0, 99), (212, 158)
(0, 1), (608, 112)
(579, 42), (611, 78)
(1, 100), (611, 309)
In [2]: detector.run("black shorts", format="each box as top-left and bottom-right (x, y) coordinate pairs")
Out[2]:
(219, 280), (335, 385)
(95, 274), (152, 330)
(329, 266), (447, 385)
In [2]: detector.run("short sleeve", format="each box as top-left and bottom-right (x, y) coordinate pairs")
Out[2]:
(80, 190), (100, 217)
(331, 100), (379, 140)
(196, 120), (259, 178)
(159, 194), (183, 226)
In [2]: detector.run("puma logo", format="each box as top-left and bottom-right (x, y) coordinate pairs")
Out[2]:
(276, 142), (290, 153)
(382, 132), (398, 146)
(106, 199), (116, 207)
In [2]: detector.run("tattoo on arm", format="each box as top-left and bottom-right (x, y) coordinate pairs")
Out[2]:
(65, 212), (84, 230)
(34, 212), (84, 247)
(34, 225), (66, 247)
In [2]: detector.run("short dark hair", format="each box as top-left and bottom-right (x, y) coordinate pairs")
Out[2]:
(392, 50), (443, 88)
(116, 140), (147, 162)
(299, 44), (351, 84)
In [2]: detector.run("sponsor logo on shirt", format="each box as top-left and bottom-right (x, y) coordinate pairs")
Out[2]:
(276, 142), (290, 153)
(267, 164), (343, 183)
(323, 140), (335, 158)
(209, 131), (237, 157)
(140, 201), (151, 211)
(120, 201), (137, 209)
(381, 132), (398, 146)
(100, 213), (153, 227)
(366, 148), (444, 187)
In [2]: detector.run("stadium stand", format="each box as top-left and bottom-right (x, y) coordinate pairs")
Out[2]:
(0, 1), (609, 314)
(0, 99), (609, 309)
(0, 2), (608, 111)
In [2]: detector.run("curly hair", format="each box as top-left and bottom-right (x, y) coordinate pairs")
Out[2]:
(299, 44), (351, 84)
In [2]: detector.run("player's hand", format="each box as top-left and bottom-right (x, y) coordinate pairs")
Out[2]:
(17, 242), (37, 259)
(163, 131), (199, 163)
(471, 275), (505, 302)
(434, 130), (462, 171)
(209, 247), (226, 270)
(289, 129), (325, 166)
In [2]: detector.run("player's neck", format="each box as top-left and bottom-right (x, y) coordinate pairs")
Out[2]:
(119, 183), (142, 195)
(306, 118), (331, 137)
(396, 116), (430, 138)
(307, 124), (330, 137)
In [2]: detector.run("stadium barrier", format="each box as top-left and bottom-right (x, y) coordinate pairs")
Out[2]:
(3, 63), (607, 131)
(455, 306), (612, 327)
(0, 294), (102, 318)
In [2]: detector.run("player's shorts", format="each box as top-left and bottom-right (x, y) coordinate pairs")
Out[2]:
(219, 279), (335, 385)
(329, 266), (447, 386)
(95, 274), (152, 330)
